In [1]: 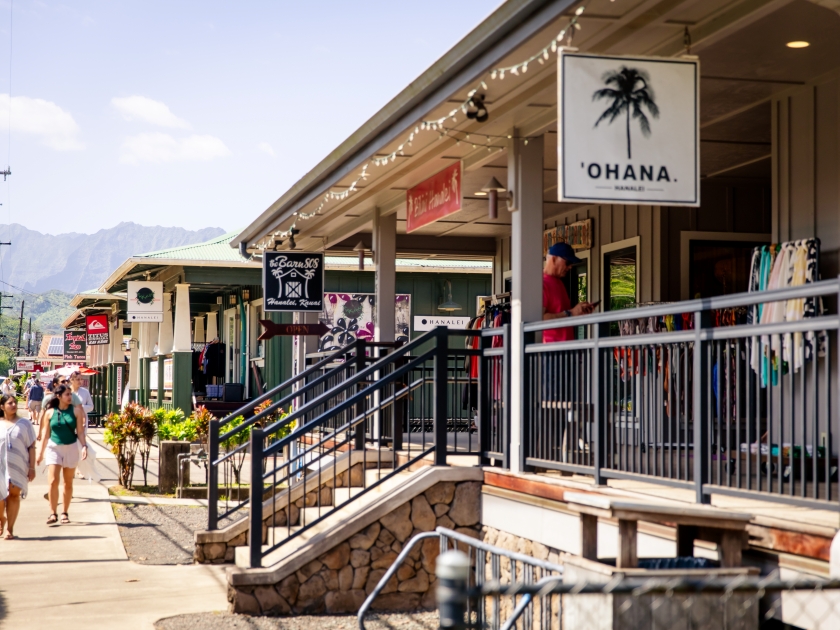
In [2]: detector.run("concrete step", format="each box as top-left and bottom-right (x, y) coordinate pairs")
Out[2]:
(235, 469), (414, 569)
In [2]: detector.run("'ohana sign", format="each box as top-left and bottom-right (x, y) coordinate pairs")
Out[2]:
(558, 51), (699, 207)
(263, 251), (325, 312)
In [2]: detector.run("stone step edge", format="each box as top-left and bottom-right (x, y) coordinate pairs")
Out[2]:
(196, 448), (396, 545)
(240, 472), (417, 567)
(227, 465), (484, 587)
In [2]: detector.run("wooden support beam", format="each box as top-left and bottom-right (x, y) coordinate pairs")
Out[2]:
(617, 519), (638, 569)
(676, 524), (698, 558)
(580, 513), (598, 561)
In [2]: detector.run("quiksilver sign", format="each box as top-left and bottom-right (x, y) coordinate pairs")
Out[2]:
(558, 51), (699, 207)
(263, 251), (325, 313)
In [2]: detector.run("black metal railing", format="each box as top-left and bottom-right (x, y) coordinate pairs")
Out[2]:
(481, 326), (511, 468)
(522, 279), (840, 509)
(207, 340), (364, 530)
(244, 327), (487, 567)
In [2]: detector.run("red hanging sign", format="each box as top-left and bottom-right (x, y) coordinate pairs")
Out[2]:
(406, 161), (462, 233)
(86, 314), (111, 346)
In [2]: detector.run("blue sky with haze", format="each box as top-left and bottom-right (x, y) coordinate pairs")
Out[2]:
(0, 1), (499, 234)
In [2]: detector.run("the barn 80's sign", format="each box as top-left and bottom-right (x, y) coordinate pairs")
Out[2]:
(263, 252), (325, 312)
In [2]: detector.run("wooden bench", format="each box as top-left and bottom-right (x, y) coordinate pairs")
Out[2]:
(564, 492), (752, 569)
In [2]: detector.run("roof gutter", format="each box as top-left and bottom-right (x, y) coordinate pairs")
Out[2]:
(234, 0), (579, 250)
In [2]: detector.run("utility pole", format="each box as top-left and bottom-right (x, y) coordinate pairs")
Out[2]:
(0, 293), (13, 344)
(26, 317), (32, 355)
(16, 300), (25, 355)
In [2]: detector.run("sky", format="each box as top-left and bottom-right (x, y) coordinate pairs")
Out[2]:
(0, 0), (501, 235)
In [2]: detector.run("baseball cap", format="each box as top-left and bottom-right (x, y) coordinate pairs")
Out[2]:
(548, 242), (583, 265)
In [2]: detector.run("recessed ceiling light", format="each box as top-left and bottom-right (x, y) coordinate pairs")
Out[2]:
(786, 41), (810, 49)
(474, 191), (488, 196)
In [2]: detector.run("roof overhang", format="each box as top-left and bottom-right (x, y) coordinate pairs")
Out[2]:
(100, 256), (261, 293)
(233, 0), (579, 250)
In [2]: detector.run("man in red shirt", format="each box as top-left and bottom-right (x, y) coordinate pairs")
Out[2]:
(543, 242), (596, 342)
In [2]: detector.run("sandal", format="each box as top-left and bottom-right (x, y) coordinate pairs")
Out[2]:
(60, 513), (70, 524)
(47, 513), (58, 525)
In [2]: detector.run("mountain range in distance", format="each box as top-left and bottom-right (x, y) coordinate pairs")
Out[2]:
(0, 222), (226, 333)
(0, 222), (226, 295)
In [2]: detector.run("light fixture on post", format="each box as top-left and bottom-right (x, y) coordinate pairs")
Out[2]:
(273, 237), (284, 251)
(438, 280), (462, 312)
(353, 241), (366, 270)
(481, 177), (507, 219)
(288, 228), (299, 250)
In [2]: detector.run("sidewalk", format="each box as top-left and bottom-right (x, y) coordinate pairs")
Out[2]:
(0, 432), (228, 629)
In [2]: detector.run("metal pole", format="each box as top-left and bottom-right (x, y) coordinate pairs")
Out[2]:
(437, 550), (470, 630)
(249, 426), (264, 568)
(434, 327), (449, 466)
(354, 339), (367, 451)
(693, 311), (711, 504)
(207, 418), (219, 530)
(16, 300), (24, 355)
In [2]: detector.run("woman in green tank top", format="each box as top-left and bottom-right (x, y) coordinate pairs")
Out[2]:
(36, 385), (87, 525)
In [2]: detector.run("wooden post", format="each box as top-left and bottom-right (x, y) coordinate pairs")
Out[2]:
(676, 524), (698, 558)
(580, 513), (598, 561)
(719, 530), (743, 568)
(616, 519), (638, 569)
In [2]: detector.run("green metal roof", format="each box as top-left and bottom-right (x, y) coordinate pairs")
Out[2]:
(136, 231), (249, 262)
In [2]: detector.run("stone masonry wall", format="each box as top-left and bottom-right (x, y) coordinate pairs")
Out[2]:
(229, 480), (482, 616)
(195, 464), (366, 564)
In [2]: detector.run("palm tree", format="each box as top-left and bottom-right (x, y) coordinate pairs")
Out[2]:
(592, 67), (659, 159)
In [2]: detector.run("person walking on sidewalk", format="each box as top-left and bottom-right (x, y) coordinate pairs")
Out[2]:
(69, 371), (99, 482)
(36, 385), (87, 525)
(26, 377), (44, 426)
(0, 395), (37, 539)
(38, 375), (84, 442)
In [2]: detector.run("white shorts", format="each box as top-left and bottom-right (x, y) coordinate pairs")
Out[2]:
(28, 400), (42, 414)
(44, 441), (80, 469)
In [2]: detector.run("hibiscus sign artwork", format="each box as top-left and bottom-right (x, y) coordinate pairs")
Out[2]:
(319, 293), (411, 351)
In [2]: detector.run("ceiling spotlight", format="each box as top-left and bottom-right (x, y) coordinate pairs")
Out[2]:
(465, 94), (489, 123)
(473, 191), (488, 196)
(288, 228), (299, 250)
(273, 238), (284, 251)
(786, 41), (810, 48)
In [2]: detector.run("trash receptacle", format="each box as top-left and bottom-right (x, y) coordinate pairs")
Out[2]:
(224, 382), (244, 402)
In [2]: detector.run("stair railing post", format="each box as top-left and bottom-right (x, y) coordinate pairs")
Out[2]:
(693, 310), (711, 504)
(249, 426), (264, 568)
(207, 418), (219, 530)
(592, 322), (608, 486)
(354, 339), (367, 451)
(502, 323), (511, 469)
(434, 327), (449, 466)
(478, 330), (492, 466)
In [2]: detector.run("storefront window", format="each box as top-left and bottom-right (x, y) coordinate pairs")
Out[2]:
(689, 240), (765, 298)
(605, 246), (637, 311)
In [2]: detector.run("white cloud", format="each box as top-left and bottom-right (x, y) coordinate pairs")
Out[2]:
(119, 132), (230, 164)
(0, 94), (84, 151)
(111, 96), (190, 129)
(257, 141), (276, 157)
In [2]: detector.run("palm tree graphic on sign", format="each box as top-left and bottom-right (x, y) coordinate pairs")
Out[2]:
(592, 67), (659, 159)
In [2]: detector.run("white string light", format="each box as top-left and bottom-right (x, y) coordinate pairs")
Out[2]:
(254, 4), (588, 252)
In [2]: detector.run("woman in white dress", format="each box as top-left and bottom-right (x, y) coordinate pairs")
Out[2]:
(0, 394), (37, 539)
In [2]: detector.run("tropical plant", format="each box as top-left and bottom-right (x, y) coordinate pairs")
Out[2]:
(220, 415), (249, 485)
(134, 406), (157, 486)
(104, 409), (143, 487)
(593, 66), (659, 159)
(190, 405), (214, 451)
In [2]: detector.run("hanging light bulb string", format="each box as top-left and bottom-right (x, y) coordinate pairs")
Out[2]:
(256, 2), (590, 251)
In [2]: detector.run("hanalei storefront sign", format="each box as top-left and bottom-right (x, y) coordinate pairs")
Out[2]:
(127, 281), (164, 322)
(406, 161), (462, 233)
(263, 251), (325, 312)
(558, 51), (699, 207)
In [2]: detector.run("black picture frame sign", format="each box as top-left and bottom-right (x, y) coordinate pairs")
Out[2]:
(263, 251), (325, 312)
(63, 329), (87, 362)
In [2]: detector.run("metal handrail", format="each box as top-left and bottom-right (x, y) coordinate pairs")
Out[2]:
(358, 527), (564, 630)
(524, 277), (840, 333)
